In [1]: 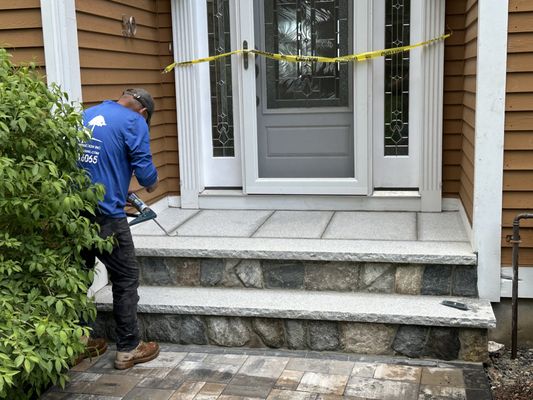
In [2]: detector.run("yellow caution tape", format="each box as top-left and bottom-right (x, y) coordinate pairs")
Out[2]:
(164, 33), (451, 73)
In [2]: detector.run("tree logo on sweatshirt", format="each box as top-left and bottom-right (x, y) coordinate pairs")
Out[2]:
(88, 115), (107, 127)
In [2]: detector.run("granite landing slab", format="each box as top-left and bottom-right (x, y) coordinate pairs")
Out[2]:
(94, 286), (496, 329)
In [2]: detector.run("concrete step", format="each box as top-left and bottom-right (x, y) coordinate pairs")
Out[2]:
(93, 286), (494, 362)
(137, 257), (479, 297)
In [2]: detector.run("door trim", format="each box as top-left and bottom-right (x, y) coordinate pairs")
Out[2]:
(172, 0), (445, 209)
(171, 0), (206, 208)
(41, 0), (82, 104)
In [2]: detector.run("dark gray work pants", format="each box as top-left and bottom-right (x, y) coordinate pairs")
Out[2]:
(82, 215), (140, 352)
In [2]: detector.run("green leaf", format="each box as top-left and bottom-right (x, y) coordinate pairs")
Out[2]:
(55, 300), (64, 315)
(23, 359), (31, 374)
(18, 118), (27, 133)
(55, 359), (62, 374)
(36, 324), (46, 337)
(14, 355), (24, 367)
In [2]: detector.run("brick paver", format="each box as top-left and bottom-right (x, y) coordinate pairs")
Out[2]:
(41, 344), (490, 399)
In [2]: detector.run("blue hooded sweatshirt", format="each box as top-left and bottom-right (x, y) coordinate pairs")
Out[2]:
(80, 100), (158, 217)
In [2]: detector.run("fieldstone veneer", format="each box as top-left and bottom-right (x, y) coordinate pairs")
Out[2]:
(93, 313), (488, 362)
(137, 257), (478, 297)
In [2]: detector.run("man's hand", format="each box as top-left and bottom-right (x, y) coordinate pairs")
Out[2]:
(146, 178), (159, 193)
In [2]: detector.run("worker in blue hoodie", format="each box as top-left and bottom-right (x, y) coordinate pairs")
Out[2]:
(79, 88), (159, 369)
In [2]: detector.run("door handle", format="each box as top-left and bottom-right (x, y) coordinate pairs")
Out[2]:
(243, 40), (249, 70)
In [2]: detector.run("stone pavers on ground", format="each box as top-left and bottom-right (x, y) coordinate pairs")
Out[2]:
(42, 344), (491, 400)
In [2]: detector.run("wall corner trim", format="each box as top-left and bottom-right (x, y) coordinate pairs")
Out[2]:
(171, 0), (206, 209)
(419, 0), (445, 212)
(473, 0), (509, 302)
(40, 0), (82, 104)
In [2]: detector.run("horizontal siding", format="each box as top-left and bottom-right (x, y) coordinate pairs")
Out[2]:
(442, 0), (477, 224)
(75, 0), (179, 204)
(442, 1), (466, 199)
(502, 0), (533, 266)
(0, 0), (44, 66)
(459, 0), (477, 223)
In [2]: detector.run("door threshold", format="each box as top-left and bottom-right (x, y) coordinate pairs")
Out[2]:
(198, 190), (423, 211)
(372, 190), (421, 198)
(200, 189), (421, 198)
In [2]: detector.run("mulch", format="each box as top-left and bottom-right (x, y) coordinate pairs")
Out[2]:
(485, 346), (533, 400)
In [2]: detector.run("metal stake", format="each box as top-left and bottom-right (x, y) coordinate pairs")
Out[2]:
(507, 213), (533, 359)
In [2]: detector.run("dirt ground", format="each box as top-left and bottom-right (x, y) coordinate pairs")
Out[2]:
(486, 346), (533, 400)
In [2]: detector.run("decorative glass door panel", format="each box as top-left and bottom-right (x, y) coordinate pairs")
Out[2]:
(264, 0), (349, 108)
(255, 0), (354, 180)
(208, 0), (235, 157)
(384, 0), (410, 156)
(372, 0), (418, 188)
(203, 0), (242, 187)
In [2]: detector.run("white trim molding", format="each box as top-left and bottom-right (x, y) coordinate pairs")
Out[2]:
(171, 0), (446, 209)
(40, 0), (82, 103)
(420, 0), (445, 212)
(501, 267), (533, 299)
(473, 0), (509, 301)
(171, 0), (207, 208)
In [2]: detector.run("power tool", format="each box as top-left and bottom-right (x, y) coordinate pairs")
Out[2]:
(126, 192), (158, 227)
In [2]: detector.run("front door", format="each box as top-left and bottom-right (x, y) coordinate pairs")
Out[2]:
(203, 0), (419, 194)
(236, 0), (370, 194)
(255, 0), (353, 180)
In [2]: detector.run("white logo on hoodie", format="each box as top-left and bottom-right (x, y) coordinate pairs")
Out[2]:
(88, 115), (107, 127)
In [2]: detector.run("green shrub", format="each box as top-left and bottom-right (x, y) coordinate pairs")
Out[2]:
(0, 49), (112, 399)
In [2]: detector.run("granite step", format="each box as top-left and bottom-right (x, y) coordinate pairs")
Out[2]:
(132, 235), (476, 265)
(136, 257), (479, 297)
(93, 286), (494, 362)
(95, 286), (494, 329)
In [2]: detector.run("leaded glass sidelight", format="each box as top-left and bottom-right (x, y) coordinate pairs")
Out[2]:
(207, 0), (234, 157)
(264, 0), (349, 108)
(384, 0), (410, 156)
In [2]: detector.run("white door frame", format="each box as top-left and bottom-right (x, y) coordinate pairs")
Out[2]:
(172, 0), (445, 210)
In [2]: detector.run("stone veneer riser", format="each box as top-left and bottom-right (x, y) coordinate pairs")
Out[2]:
(137, 257), (479, 297)
(93, 312), (488, 363)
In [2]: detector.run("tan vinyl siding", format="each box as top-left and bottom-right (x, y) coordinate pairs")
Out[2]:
(76, 0), (179, 204)
(459, 0), (477, 223)
(442, 0), (477, 223)
(443, 1), (466, 197)
(0, 0), (44, 67)
(502, 0), (533, 266)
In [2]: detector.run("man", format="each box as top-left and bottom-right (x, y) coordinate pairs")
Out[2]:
(79, 88), (160, 369)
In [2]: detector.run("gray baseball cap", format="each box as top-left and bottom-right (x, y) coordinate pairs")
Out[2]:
(123, 88), (155, 127)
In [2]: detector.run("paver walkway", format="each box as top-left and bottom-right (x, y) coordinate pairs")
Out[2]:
(42, 344), (491, 400)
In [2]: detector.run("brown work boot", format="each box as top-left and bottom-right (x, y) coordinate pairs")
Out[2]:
(85, 337), (108, 358)
(72, 337), (108, 366)
(114, 341), (160, 370)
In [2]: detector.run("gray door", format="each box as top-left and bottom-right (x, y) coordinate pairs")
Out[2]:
(254, 0), (353, 179)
